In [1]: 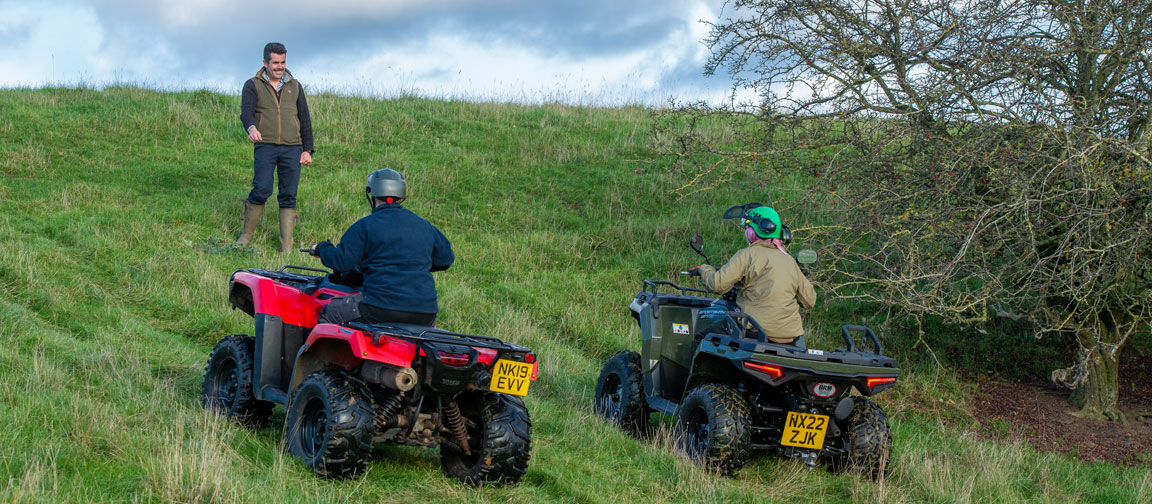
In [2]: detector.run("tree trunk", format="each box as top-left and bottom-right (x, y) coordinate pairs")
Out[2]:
(1068, 342), (1125, 422)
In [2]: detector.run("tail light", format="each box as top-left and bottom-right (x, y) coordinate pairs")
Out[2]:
(475, 347), (498, 366)
(867, 377), (897, 389)
(743, 361), (783, 379)
(438, 351), (471, 367)
(526, 353), (538, 380)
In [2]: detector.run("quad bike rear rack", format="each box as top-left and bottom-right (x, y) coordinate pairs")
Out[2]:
(347, 322), (532, 353)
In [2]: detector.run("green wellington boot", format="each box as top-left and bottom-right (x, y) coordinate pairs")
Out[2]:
(279, 208), (298, 254)
(234, 201), (265, 246)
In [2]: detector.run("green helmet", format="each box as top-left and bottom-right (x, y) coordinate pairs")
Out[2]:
(745, 206), (783, 239)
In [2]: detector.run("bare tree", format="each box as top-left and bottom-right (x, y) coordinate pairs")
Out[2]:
(660, 0), (1152, 419)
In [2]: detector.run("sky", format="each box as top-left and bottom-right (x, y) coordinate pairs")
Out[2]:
(0, 0), (742, 106)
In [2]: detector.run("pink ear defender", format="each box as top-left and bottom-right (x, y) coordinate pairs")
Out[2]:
(745, 226), (763, 244)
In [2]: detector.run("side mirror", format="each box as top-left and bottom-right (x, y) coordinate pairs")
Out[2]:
(688, 233), (712, 264)
(795, 249), (818, 265)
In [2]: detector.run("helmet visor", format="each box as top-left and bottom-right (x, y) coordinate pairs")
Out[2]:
(722, 202), (765, 227)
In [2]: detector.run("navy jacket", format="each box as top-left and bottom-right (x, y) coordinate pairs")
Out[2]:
(317, 204), (454, 314)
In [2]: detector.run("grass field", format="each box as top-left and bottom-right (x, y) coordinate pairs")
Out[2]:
(0, 86), (1148, 503)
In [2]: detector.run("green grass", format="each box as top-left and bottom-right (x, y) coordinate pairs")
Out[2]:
(0, 86), (1148, 503)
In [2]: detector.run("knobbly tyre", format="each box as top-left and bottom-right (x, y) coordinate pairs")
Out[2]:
(593, 207), (899, 478)
(201, 263), (537, 484)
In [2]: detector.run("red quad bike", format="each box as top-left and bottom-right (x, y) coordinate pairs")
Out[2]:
(201, 264), (537, 485)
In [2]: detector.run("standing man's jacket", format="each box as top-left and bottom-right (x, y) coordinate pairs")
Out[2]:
(240, 69), (314, 153)
(698, 241), (816, 343)
(316, 205), (454, 314)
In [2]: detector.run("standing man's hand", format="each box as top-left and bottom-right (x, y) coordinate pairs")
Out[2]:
(300, 151), (313, 166)
(247, 126), (263, 143)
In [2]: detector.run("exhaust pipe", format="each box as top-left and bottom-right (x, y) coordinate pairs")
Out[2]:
(362, 361), (418, 392)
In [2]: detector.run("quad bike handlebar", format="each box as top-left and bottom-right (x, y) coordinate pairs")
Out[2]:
(643, 279), (709, 296)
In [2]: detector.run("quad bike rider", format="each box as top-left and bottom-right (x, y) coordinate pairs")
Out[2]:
(689, 205), (816, 346)
(202, 169), (537, 485)
(310, 168), (453, 328)
(594, 203), (899, 478)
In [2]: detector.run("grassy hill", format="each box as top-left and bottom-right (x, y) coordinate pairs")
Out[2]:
(0, 86), (1147, 503)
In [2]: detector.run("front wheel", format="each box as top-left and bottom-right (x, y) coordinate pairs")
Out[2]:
(440, 392), (532, 486)
(202, 335), (272, 427)
(674, 383), (751, 476)
(832, 398), (892, 479)
(284, 369), (375, 479)
(594, 350), (649, 435)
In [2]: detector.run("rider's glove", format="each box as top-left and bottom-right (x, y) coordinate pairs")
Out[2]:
(688, 266), (703, 277)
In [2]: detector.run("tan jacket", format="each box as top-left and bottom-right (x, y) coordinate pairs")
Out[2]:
(699, 241), (817, 343)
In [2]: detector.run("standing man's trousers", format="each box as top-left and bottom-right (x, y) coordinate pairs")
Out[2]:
(247, 143), (302, 209)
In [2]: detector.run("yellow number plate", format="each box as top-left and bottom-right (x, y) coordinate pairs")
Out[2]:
(781, 411), (830, 450)
(489, 359), (532, 396)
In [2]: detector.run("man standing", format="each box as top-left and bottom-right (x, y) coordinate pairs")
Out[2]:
(235, 42), (314, 253)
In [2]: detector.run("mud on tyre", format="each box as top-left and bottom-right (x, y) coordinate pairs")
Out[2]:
(674, 383), (751, 476)
(440, 391), (532, 486)
(594, 350), (649, 435)
(202, 334), (273, 427)
(833, 397), (892, 479)
(285, 369), (376, 479)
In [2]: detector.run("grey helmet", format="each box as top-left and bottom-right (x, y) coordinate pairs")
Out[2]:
(366, 169), (406, 204)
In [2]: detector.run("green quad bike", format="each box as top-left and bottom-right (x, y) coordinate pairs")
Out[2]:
(594, 207), (900, 478)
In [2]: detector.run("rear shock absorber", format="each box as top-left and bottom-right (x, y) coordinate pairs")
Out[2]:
(443, 400), (471, 456)
(374, 391), (404, 433)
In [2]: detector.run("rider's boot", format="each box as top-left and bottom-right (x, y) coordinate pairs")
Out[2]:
(279, 207), (298, 254)
(234, 200), (264, 247)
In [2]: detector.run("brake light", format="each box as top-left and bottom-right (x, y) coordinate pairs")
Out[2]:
(439, 351), (470, 366)
(743, 361), (783, 379)
(524, 352), (536, 364)
(867, 377), (897, 389)
(475, 347), (498, 366)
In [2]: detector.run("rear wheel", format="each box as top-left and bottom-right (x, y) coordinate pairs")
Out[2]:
(440, 391), (532, 486)
(594, 350), (649, 435)
(833, 398), (892, 479)
(674, 383), (751, 475)
(284, 369), (375, 479)
(202, 335), (272, 427)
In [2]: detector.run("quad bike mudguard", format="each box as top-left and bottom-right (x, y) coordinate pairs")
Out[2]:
(630, 281), (713, 409)
(228, 269), (362, 403)
(691, 334), (900, 396)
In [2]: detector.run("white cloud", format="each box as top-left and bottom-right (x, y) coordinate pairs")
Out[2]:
(0, 2), (104, 85)
(0, 0), (738, 105)
(294, 35), (651, 105)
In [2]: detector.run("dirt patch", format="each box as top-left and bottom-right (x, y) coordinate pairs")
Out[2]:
(970, 350), (1152, 466)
